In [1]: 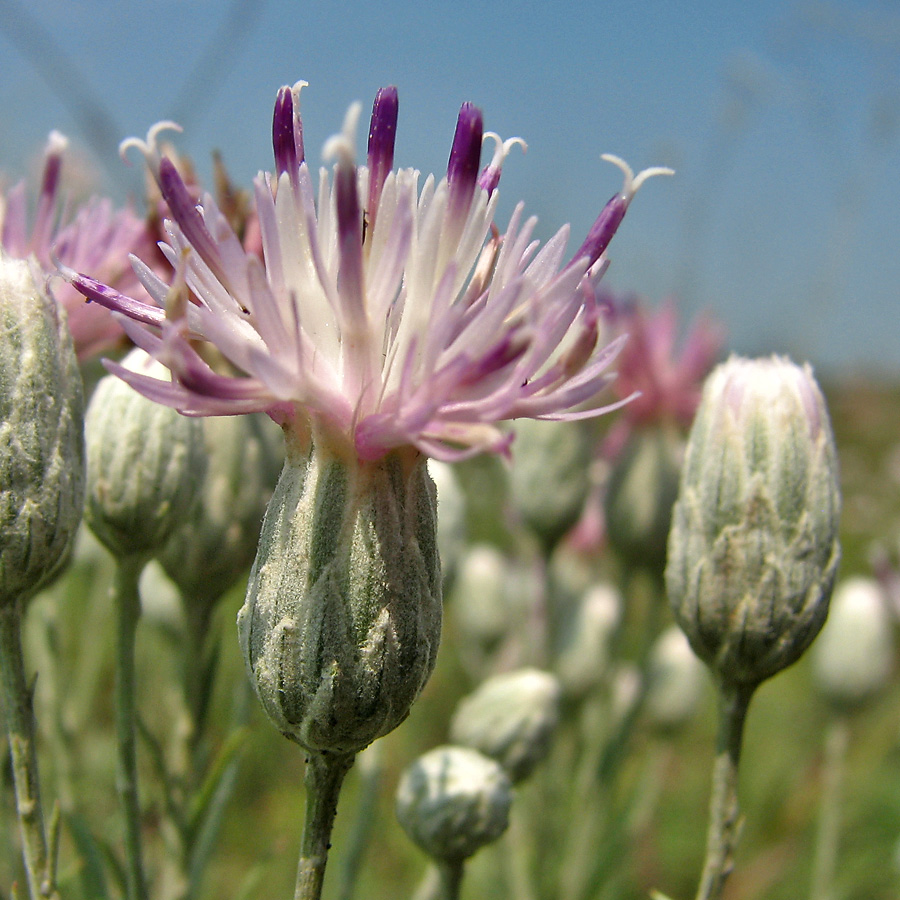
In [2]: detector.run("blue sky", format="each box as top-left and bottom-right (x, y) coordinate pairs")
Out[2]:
(1, 0), (898, 375)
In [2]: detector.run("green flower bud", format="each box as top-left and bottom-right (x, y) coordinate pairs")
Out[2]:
(139, 560), (184, 632)
(449, 544), (511, 648)
(159, 413), (282, 608)
(85, 349), (206, 558)
(509, 419), (591, 549)
(0, 255), (85, 605)
(449, 668), (561, 783)
(644, 626), (707, 731)
(604, 426), (683, 575)
(554, 582), (621, 698)
(428, 460), (467, 582)
(395, 746), (512, 861)
(665, 356), (841, 689)
(238, 445), (442, 755)
(813, 577), (892, 710)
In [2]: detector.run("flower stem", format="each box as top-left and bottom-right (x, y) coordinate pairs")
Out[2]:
(113, 554), (149, 900)
(294, 751), (355, 900)
(0, 601), (59, 900)
(809, 714), (849, 900)
(435, 859), (465, 900)
(694, 682), (754, 900)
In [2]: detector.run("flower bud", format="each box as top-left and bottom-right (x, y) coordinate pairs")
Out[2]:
(84, 349), (206, 558)
(395, 746), (512, 861)
(813, 577), (892, 710)
(0, 255), (85, 605)
(428, 459), (467, 581)
(604, 427), (683, 575)
(238, 445), (442, 755)
(449, 668), (561, 783)
(554, 581), (621, 697)
(644, 626), (707, 730)
(159, 413), (282, 607)
(449, 544), (511, 648)
(665, 356), (841, 689)
(509, 419), (591, 549)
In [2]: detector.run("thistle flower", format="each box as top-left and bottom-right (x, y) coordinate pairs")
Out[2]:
(608, 298), (723, 437)
(1, 132), (152, 358)
(59, 86), (670, 898)
(63, 82), (671, 462)
(568, 297), (721, 556)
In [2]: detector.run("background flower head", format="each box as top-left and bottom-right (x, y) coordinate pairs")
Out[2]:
(1, 132), (154, 358)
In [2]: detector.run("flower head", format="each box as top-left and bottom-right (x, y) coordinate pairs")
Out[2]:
(1, 132), (153, 358)
(602, 295), (724, 459)
(65, 83), (671, 461)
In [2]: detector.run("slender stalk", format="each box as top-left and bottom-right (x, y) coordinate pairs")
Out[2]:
(113, 554), (149, 900)
(0, 601), (59, 900)
(809, 714), (849, 900)
(694, 683), (754, 900)
(294, 751), (355, 900)
(435, 859), (465, 900)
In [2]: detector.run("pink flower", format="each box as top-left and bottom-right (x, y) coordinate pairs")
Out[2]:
(601, 296), (724, 460)
(64, 83), (670, 462)
(1, 132), (153, 359)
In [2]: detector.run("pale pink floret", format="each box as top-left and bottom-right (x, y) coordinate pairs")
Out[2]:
(64, 83), (671, 461)
(0, 132), (151, 358)
(600, 296), (724, 460)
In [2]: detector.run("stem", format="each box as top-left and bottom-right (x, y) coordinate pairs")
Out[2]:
(113, 554), (149, 900)
(435, 859), (465, 900)
(809, 715), (849, 900)
(0, 601), (59, 900)
(294, 751), (355, 900)
(694, 682), (754, 900)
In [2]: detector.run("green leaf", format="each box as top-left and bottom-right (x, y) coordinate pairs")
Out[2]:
(64, 812), (112, 900)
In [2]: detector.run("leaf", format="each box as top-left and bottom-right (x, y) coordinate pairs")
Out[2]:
(64, 812), (112, 900)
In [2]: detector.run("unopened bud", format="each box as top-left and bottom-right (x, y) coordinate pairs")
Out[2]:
(84, 350), (206, 559)
(238, 445), (442, 755)
(509, 419), (591, 549)
(0, 255), (85, 604)
(604, 427), (683, 575)
(395, 745), (512, 861)
(449, 668), (561, 783)
(813, 577), (892, 710)
(428, 459), (467, 581)
(555, 582), (621, 697)
(666, 356), (841, 688)
(449, 544), (511, 648)
(159, 413), (282, 607)
(644, 626), (707, 730)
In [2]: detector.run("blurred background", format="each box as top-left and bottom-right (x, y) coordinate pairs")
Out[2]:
(0, 0), (898, 376)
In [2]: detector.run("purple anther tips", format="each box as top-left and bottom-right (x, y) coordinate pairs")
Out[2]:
(273, 86), (303, 177)
(158, 157), (230, 289)
(39, 149), (64, 204)
(447, 102), (484, 189)
(570, 192), (628, 270)
(273, 87), (296, 176)
(366, 86), (399, 224)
